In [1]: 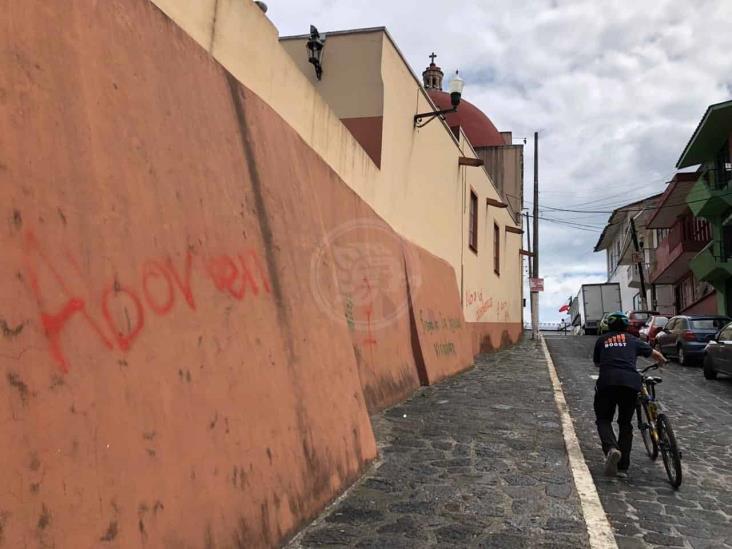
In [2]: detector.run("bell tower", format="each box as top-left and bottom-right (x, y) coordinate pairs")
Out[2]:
(422, 52), (444, 90)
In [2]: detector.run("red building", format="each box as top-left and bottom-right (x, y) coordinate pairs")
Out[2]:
(647, 173), (717, 315)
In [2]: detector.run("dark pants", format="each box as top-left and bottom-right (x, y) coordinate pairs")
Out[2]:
(594, 385), (638, 470)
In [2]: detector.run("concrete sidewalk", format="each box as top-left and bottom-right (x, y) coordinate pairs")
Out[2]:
(289, 338), (590, 548)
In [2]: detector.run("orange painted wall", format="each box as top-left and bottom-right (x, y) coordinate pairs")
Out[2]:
(0, 1), (519, 546)
(404, 245), (475, 384)
(0, 1), (377, 546)
(247, 96), (419, 413)
(470, 322), (524, 356)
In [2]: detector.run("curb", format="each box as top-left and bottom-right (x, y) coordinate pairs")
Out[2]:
(540, 335), (618, 549)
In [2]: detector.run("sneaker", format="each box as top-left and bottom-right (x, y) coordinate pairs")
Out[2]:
(604, 448), (621, 476)
(617, 470), (629, 479)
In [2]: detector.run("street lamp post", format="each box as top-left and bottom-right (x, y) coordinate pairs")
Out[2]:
(306, 25), (326, 80)
(414, 71), (464, 128)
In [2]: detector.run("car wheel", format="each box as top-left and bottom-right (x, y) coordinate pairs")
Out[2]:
(703, 355), (718, 380)
(677, 344), (689, 366)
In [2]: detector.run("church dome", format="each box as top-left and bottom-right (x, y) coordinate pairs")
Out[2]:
(427, 90), (505, 148)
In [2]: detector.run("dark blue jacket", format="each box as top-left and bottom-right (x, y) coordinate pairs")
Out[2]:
(593, 331), (652, 391)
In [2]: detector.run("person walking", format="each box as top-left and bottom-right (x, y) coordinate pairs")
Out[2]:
(593, 312), (666, 477)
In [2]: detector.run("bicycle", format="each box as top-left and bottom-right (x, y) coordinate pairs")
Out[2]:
(635, 363), (683, 488)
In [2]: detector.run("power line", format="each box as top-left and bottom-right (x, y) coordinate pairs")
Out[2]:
(526, 190), (732, 215)
(528, 214), (605, 233)
(538, 215), (605, 229)
(532, 171), (678, 206)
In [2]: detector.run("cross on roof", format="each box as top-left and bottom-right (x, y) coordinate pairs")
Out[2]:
(429, 52), (437, 64)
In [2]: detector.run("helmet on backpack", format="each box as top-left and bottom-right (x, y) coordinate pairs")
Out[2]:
(607, 311), (629, 332)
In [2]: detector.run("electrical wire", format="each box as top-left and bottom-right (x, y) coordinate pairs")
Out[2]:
(525, 190), (732, 215)
(532, 171), (678, 207)
(527, 214), (607, 233)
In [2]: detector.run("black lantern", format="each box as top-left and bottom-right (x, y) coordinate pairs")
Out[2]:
(414, 70), (465, 128)
(306, 25), (326, 80)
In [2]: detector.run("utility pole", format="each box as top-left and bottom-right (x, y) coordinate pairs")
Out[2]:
(525, 210), (532, 332)
(531, 131), (540, 340)
(525, 211), (532, 275)
(630, 217), (648, 310)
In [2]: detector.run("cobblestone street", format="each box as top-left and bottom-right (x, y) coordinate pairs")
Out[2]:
(290, 334), (732, 548)
(545, 334), (732, 549)
(290, 338), (589, 548)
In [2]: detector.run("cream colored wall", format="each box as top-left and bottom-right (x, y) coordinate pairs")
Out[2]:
(460, 133), (525, 324)
(280, 33), (384, 119)
(150, 0), (379, 187)
(147, 0), (523, 324)
(376, 38), (523, 323)
(377, 34), (464, 271)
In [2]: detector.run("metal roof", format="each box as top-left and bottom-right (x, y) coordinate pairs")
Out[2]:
(593, 194), (662, 252)
(677, 100), (732, 168)
(646, 172), (698, 229)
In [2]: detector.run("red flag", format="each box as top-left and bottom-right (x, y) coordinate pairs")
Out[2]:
(558, 304), (570, 313)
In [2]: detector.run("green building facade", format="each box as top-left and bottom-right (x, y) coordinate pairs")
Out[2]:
(678, 100), (732, 315)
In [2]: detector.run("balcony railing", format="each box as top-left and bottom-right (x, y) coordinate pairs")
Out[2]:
(627, 264), (641, 287)
(667, 215), (711, 249)
(650, 216), (711, 284)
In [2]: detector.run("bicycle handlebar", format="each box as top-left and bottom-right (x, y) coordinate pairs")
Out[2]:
(640, 364), (660, 373)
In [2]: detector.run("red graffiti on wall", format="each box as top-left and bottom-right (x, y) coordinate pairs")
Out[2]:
(206, 253), (265, 300)
(475, 297), (494, 321)
(101, 285), (145, 352)
(466, 289), (484, 306)
(496, 300), (509, 322)
(362, 306), (377, 347)
(471, 290), (510, 322)
(22, 231), (272, 373)
(23, 232), (114, 373)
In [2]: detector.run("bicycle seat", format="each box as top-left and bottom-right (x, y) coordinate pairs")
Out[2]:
(645, 376), (663, 384)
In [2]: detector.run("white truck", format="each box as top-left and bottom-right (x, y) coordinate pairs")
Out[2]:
(570, 283), (622, 335)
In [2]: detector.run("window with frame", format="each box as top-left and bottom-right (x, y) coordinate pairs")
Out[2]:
(493, 222), (500, 275)
(723, 223), (732, 261)
(714, 139), (731, 188)
(469, 191), (478, 252)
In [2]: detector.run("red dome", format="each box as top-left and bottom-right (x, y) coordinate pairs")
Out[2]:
(427, 90), (505, 148)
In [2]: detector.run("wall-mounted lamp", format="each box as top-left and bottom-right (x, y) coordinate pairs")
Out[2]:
(414, 70), (464, 128)
(306, 25), (326, 80)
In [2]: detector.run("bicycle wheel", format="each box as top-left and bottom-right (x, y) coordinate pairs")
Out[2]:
(636, 401), (658, 460)
(657, 414), (682, 489)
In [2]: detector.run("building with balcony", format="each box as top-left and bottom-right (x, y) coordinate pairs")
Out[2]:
(594, 194), (675, 313)
(676, 100), (732, 315)
(647, 173), (717, 315)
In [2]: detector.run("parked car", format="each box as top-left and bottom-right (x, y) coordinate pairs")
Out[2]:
(626, 310), (658, 337)
(655, 315), (731, 365)
(703, 321), (732, 380)
(639, 315), (670, 345)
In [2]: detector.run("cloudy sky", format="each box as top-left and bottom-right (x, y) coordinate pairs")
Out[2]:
(266, 0), (732, 323)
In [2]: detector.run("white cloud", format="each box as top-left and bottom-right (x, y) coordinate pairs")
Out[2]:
(266, 0), (732, 322)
